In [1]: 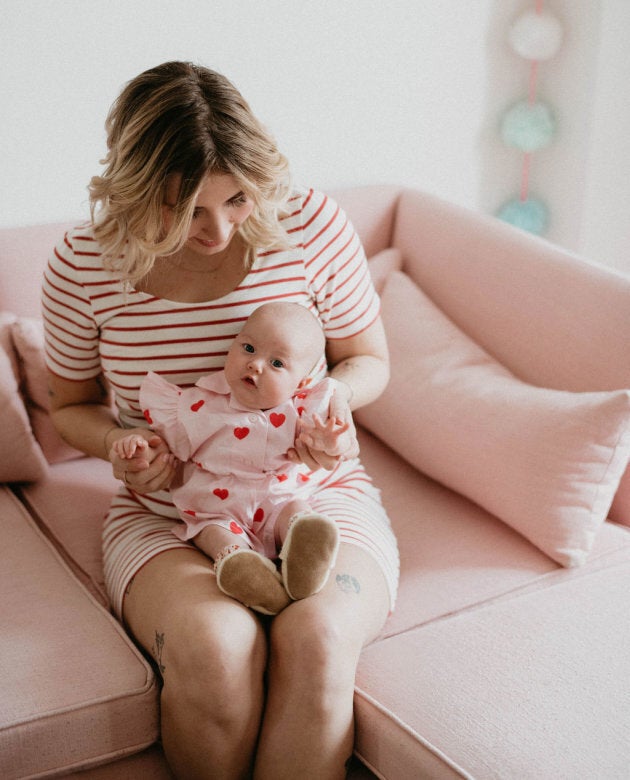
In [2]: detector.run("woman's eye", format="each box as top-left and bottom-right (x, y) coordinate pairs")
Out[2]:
(271, 359), (284, 369)
(192, 209), (202, 219)
(229, 194), (248, 208)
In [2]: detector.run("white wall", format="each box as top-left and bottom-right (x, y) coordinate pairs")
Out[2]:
(1, 0), (627, 272)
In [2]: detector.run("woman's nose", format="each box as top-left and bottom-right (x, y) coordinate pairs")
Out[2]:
(200, 211), (231, 243)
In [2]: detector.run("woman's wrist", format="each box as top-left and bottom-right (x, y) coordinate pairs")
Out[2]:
(103, 425), (121, 459)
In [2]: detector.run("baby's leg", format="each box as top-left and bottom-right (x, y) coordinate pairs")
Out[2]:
(197, 522), (290, 616)
(277, 502), (340, 601)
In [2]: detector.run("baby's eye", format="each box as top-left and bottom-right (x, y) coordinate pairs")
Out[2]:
(271, 359), (284, 369)
(243, 343), (255, 353)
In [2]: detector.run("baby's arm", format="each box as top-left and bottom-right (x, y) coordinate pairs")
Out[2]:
(112, 433), (150, 460)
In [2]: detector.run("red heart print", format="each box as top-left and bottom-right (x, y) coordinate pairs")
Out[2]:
(253, 508), (264, 522)
(184, 509), (196, 517)
(143, 409), (153, 424)
(213, 488), (229, 500)
(234, 427), (250, 440)
(270, 412), (286, 428)
(229, 521), (243, 535)
(296, 392), (308, 399)
(190, 400), (205, 412)
(276, 473), (288, 482)
(298, 473), (310, 482)
(297, 406), (306, 417)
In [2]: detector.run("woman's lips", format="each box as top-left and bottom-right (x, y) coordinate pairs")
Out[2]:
(195, 238), (218, 248)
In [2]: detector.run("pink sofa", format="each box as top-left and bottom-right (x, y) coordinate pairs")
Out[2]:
(2, 186), (630, 779)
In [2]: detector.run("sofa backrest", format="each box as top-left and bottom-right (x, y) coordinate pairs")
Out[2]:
(0, 222), (75, 318)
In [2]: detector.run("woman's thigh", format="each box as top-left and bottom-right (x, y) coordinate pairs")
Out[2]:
(122, 547), (266, 677)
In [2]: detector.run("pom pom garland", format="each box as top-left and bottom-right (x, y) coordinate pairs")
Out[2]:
(497, 197), (549, 235)
(496, 1), (563, 236)
(501, 100), (556, 152)
(508, 9), (563, 61)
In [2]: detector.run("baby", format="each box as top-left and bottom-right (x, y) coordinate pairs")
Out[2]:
(114, 302), (356, 615)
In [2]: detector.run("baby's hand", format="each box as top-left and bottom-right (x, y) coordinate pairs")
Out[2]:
(112, 434), (149, 460)
(298, 413), (356, 459)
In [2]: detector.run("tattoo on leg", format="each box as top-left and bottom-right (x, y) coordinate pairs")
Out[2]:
(336, 573), (361, 595)
(152, 631), (166, 674)
(124, 576), (135, 596)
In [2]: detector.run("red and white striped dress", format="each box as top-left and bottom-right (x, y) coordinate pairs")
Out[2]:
(42, 187), (400, 618)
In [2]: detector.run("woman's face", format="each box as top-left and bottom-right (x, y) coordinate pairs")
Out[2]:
(163, 172), (254, 256)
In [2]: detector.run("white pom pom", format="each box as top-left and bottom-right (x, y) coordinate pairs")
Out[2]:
(508, 10), (563, 61)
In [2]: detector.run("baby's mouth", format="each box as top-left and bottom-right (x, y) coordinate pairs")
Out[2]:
(242, 376), (257, 387)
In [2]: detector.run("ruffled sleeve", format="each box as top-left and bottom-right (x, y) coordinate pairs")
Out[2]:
(139, 371), (194, 461)
(296, 377), (336, 422)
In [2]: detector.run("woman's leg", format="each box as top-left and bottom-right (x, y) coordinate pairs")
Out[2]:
(123, 547), (267, 780)
(253, 543), (391, 780)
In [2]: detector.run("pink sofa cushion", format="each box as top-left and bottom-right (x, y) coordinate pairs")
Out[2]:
(0, 313), (48, 482)
(356, 271), (630, 567)
(11, 316), (85, 463)
(0, 486), (158, 778)
(356, 557), (630, 779)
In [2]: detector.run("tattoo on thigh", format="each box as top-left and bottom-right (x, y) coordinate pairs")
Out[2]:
(152, 631), (166, 675)
(336, 573), (361, 595)
(124, 576), (135, 596)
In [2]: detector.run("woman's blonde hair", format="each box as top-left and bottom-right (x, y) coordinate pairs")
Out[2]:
(89, 61), (293, 281)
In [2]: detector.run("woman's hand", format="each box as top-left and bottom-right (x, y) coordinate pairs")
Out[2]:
(287, 386), (360, 471)
(108, 428), (179, 494)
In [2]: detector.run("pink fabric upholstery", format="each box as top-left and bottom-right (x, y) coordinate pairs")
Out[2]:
(2, 189), (630, 779)
(0, 313), (48, 482)
(356, 560), (630, 779)
(367, 247), (403, 293)
(392, 189), (630, 393)
(11, 316), (85, 463)
(0, 486), (159, 779)
(357, 271), (630, 567)
(0, 221), (74, 317)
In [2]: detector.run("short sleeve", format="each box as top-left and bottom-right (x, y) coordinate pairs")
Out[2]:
(139, 371), (194, 461)
(300, 190), (381, 340)
(42, 229), (101, 381)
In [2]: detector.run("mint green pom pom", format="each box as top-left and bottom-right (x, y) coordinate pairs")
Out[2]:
(501, 100), (556, 152)
(497, 197), (549, 235)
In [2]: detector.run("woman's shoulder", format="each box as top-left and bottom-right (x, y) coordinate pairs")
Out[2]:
(53, 222), (104, 265)
(282, 186), (342, 231)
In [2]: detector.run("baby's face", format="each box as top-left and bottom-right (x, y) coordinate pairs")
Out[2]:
(225, 314), (316, 410)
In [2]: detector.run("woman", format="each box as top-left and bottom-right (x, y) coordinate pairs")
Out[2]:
(44, 61), (399, 779)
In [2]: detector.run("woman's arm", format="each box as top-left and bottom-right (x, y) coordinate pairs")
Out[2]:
(290, 317), (389, 470)
(47, 370), (178, 491)
(325, 315), (390, 411)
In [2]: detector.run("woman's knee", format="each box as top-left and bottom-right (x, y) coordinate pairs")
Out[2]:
(269, 601), (360, 700)
(162, 603), (267, 710)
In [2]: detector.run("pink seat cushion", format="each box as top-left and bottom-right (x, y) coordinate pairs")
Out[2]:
(0, 486), (159, 778)
(356, 552), (630, 779)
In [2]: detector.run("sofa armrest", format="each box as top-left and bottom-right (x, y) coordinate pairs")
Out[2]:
(392, 189), (630, 394)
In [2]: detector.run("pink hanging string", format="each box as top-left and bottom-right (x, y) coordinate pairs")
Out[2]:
(520, 0), (544, 203)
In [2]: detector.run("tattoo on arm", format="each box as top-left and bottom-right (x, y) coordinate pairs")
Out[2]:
(336, 573), (361, 595)
(152, 630), (166, 675)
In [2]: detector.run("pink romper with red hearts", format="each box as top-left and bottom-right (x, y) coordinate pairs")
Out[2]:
(140, 370), (336, 558)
